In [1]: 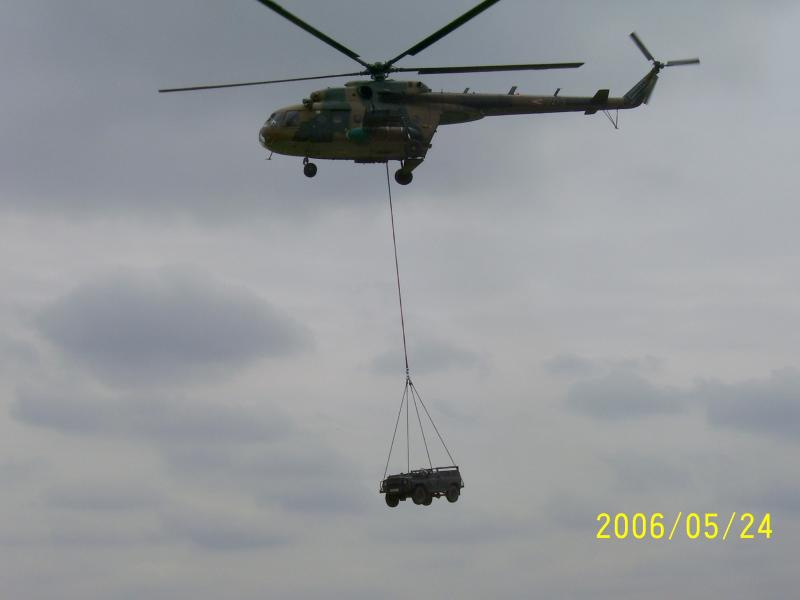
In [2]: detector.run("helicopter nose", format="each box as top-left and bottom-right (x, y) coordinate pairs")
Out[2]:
(259, 125), (271, 148)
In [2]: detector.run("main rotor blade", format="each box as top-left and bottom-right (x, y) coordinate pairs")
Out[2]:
(385, 0), (502, 67)
(253, 0), (369, 69)
(394, 61), (583, 75)
(666, 58), (700, 67)
(158, 71), (365, 93)
(629, 32), (655, 62)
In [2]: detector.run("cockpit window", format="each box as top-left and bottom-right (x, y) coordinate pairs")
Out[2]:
(283, 111), (300, 126)
(266, 110), (300, 128)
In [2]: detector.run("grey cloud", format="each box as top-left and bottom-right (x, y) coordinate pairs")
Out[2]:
(12, 388), (290, 445)
(542, 353), (597, 378)
(164, 441), (368, 515)
(47, 523), (163, 548)
(700, 368), (800, 441)
(543, 353), (662, 379)
(11, 383), (364, 515)
(43, 483), (163, 512)
(0, 336), (39, 371)
(740, 485), (800, 517)
(600, 452), (692, 494)
(161, 509), (290, 551)
(543, 491), (604, 532)
(37, 269), (311, 384)
(563, 366), (800, 438)
(370, 338), (485, 376)
(372, 506), (530, 545)
(566, 370), (684, 419)
(0, 457), (46, 486)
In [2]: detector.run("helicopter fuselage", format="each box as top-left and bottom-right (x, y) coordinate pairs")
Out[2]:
(258, 76), (646, 165)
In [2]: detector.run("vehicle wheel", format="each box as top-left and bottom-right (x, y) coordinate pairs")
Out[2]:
(412, 486), (428, 505)
(385, 494), (399, 508)
(303, 162), (317, 178)
(446, 485), (460, 503)
(394, 169), (413, 185)
(422, 496), (432, 506)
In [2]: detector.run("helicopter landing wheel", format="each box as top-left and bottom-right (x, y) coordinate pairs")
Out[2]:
(394, 169), (413, 185)
(303, 161), (317, 178)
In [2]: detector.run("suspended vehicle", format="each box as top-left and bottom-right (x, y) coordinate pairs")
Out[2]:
(381, 467), (464, 508)
(379, 372), (463, 508)
(159, 0), (699, 184)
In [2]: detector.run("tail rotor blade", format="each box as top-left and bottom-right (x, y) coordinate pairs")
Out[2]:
(666, 58), (701, 67)
(630, 32), (655, 63)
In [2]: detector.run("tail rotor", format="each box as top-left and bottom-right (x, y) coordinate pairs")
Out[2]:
(629, 32), (700, 104)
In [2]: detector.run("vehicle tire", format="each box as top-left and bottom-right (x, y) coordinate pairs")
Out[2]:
(412, 485), (428, 505)
(385, 494), (399, 508)
(422, 496), (432, 506)
(303, 162), (317, 178)
(394, 169), (413, 185)
(446, 485), (460, 503)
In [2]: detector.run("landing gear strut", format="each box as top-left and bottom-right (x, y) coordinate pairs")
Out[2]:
(303, 157), (317, 178)
(394, 158), (423, 185)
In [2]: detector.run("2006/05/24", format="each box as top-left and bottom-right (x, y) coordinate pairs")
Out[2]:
(596, 512), (773, 541)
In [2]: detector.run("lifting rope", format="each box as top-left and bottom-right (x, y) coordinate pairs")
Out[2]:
(386, 162), (410, 376)
(382, 163), (456, 479)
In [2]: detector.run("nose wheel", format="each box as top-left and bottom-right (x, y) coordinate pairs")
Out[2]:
(394, 158), (423, 185)
(394, 169), (413, 185)
(302, 157), (317, 178)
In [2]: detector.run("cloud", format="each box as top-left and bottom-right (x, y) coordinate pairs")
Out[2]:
(700, 368), (800, 441)
(370, 338), (484, 376)
(43, 483), (163, 512)
(0, 336), (39, 372)
(560, 365), (800, 440)
(161, 508), (290, 551)
(164, 441), (369, 515)
(0, 457), (46, 486)
(543, 491), (603, 532)
(371, 506), (530, 545)
(566, 370), (684, 419)
(741, 484), (800, 517)
(542, 354), (597, 378)
(37, 269), (311, 384)
(12, 388), (291, 445)
(11, 384), (365, 515)
(600, 452), (692, 494)
(543, 354), (662, 379)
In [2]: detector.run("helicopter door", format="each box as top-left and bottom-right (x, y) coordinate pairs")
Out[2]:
(347, 87), (366, 129)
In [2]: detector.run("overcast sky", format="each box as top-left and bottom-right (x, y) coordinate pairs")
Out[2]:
(2, 1), (799, 598)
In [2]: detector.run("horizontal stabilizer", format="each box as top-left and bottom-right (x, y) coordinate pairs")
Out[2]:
(584, 89), (609, 114)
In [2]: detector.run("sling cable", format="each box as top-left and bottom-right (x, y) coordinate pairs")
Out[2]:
(379, 163), (464, 508)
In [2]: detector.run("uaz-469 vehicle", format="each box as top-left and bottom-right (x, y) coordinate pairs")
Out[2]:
(380, 466), (464, 507)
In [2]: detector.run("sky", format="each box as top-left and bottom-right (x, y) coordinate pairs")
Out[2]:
(1, 1), (799, 598)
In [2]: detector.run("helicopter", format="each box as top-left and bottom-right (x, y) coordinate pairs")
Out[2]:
(159, 0), (699, 185)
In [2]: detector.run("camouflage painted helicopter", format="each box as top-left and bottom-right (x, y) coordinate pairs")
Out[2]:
(160, 0), (699, 185)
